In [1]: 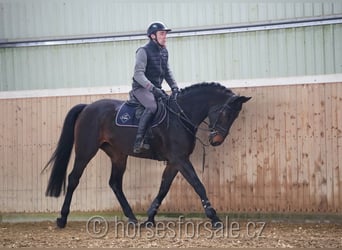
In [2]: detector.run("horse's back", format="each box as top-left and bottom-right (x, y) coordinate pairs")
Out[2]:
(80, 98), (123, 116)
(75, 98), (124, 129)
(89, 98), (124, 109)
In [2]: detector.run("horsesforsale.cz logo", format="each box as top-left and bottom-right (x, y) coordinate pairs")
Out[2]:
(120, 113), (131, 123)
(86, 216), (267, 239)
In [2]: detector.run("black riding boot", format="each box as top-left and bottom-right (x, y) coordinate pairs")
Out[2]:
(133, 109), (154, 153)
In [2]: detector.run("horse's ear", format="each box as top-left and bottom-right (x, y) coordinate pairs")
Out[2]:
(239, 96), (252, 103)
(230, 95), (251, 104)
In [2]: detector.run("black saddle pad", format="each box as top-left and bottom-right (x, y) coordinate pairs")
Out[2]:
(115, 101), (166, 128)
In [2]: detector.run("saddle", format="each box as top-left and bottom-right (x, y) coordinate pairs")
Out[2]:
(115, 93), (167, 128)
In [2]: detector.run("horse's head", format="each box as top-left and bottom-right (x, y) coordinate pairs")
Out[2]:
(208, 95), (251, 146)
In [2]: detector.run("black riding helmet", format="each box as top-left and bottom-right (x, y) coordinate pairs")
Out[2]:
(147, 22), (171, 37)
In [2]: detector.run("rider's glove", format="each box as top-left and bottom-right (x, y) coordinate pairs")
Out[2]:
(171, 87), (180, 95)
(151, 86), (166, 99)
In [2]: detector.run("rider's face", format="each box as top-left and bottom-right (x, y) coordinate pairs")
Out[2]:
(152, 31), (168, 46)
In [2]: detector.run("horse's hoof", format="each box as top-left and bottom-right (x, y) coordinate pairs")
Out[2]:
(212, 220), (224, 229)
(127, 218), (138, 226)
(56, 217), (66, 228)
(141, 220), (155, 228)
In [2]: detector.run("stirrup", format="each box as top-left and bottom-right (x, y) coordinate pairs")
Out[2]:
(133, 138), (150, 153)
(142, 142), (150, 150)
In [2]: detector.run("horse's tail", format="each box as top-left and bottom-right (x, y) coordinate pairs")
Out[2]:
(43, 104), (87, 197)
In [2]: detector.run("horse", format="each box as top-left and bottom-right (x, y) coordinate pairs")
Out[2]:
(44, 82), (251, 228)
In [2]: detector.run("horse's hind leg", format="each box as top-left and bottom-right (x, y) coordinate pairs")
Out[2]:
(57, 125), (99, 228)
(142, 163), (178, 226)
(109, 154), (137, 223)
(56, 156), (93, 228)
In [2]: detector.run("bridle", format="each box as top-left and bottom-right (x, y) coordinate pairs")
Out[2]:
(164, 94), (236, 172)
(165, 94), (236, 141)
(208, 97), (235, 139)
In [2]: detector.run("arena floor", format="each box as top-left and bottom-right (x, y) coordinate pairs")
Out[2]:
(1, 215), (341, 248)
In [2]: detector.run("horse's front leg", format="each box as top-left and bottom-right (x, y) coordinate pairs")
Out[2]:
(178, 159), (222, 228)
(142, 163), (178, 227)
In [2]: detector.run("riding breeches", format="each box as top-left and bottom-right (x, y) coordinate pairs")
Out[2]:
(132, 87), (157, 114)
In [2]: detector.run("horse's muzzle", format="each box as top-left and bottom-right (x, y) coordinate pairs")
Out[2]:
(209, 131), (224, 146)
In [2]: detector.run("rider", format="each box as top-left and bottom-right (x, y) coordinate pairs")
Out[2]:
(131, 21), (179, 153)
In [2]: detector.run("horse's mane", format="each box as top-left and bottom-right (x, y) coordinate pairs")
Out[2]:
(179, 82), (233, 97)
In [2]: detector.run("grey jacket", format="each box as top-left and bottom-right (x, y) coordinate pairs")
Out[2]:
(132, 40), (178, 91)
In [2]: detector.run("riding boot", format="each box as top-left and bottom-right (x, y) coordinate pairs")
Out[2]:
(133, 109), (154, 153)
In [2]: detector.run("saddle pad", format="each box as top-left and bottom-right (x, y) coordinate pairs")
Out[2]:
(115, 102), (166, 128)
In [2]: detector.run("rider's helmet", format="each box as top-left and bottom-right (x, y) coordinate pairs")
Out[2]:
(147, 22), (171, 37)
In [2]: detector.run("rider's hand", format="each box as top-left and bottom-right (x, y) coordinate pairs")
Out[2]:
(151, 86), (166, 99)
(171, 87), (180, 95)
(171, 87), (179, 100)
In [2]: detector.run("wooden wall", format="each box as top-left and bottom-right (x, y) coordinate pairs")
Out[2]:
(0, 82), (341, 214)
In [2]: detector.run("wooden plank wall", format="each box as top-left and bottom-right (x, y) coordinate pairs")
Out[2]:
(0, 82), (341, 214)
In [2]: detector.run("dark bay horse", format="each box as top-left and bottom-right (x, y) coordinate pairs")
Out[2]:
(44, 82), (251, 228)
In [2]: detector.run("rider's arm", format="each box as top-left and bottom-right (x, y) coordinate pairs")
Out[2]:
(133, 48), (154, 91)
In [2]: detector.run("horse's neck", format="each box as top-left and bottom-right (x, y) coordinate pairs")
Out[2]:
(177, 94), (213, 126)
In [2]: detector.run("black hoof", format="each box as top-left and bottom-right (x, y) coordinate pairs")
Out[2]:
(127, 218), (138, 226)
(140, 220), (155, 228)
(56, 217), (66, 228)
(212, 220), (224, 229)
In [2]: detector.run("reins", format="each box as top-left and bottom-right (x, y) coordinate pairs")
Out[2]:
(164, 95), (211, 172)
(163, 92), (236, 172)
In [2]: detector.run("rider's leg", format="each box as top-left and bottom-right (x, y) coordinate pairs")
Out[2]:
(133, 109), (154, 153)
(132, 88), (157, 153)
